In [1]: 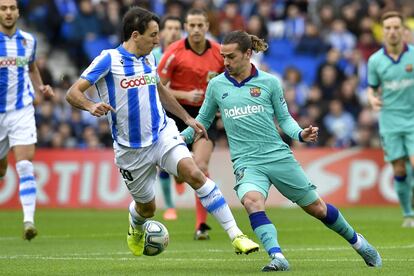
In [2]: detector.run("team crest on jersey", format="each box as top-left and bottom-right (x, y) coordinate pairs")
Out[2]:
(406, 64), (413, 72)
(22, 38), (27, 47)
(144, 58), (151, 66)
(250, 87), (261, 97)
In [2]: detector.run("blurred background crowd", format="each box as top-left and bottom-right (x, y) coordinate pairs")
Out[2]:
(16, 0), (414, 149)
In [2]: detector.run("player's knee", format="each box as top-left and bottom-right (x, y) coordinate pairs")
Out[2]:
(182, 168), (205, 189)
(304, 199), (326, 219)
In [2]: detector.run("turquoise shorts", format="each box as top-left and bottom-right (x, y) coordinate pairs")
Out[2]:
(234, 157), (319, 207)
(380, 131), (414, 162)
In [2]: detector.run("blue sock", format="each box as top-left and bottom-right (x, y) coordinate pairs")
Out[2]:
(394, 175), (414, 217)
(249, 211), (281, 256)
(159, 170), (174, 208)
(321, 204), (357, 245)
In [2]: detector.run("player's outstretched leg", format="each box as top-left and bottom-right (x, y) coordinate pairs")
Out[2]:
(127, 201), (147, 256)
(320, 203), (382, 267)
(249, 211), (290, 271)
(194, 178), (259, 254)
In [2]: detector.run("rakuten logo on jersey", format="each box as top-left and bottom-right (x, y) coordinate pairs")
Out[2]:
(120, 74), (156, 89)
(223, 105), (265, 119)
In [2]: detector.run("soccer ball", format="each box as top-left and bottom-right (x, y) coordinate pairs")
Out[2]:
(143, 220), (169, 256)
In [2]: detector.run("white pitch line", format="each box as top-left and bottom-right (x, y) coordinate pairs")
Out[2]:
(0, 243), (413, 260)
(0, 255), (413, 262)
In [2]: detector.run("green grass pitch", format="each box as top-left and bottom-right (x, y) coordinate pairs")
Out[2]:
(0, 207), (413, 275)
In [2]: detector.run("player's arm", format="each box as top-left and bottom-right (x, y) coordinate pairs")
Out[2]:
(367, 86), (382, 111)
(29, 62), (54, 99)
(66, 79), (114, 117)
(66, 51), (114, 117)
(160, 76), (204, 104)
(272, 79), (317, 143)
(181, 83), (218, 144)
(157, 81), (207, 139)
(367, 56), (382, 111)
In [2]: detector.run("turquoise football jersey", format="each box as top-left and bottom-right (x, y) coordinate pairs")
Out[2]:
(182, 66), (303, 170)
(367, 45), (414, 134)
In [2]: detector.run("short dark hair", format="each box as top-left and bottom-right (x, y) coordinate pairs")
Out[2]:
(381, 11), (404, 24)
(222, 31), (268, 53)
(122, 7), (160, 41)
(185, 8), (208, 22)
(160, 15), (182, 30)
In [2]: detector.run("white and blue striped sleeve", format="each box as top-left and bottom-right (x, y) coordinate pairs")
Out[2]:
(81, 51), (111, 85)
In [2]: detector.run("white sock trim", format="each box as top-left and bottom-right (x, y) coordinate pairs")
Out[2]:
(195, 178), (215, 197)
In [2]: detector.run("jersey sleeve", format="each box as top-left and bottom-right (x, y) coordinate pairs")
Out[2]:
(157, 47), (177, 81)
(81, 51), (111, 85)
(367, 55), (380, 89)
(29, 37), (37, 64)
(271, 78), (303, 140)
(181, 81), (219, 144)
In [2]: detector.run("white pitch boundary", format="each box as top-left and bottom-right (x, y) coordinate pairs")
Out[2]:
(0, 244), (413, 261)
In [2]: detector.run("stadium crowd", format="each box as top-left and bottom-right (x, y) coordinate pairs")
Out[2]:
(18, 0), (414, 149)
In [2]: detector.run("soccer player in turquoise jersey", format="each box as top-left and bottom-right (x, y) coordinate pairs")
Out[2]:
(182, 30), (382, 271)
(367, 11), (414, 228)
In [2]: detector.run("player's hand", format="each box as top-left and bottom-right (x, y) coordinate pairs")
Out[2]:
(88, 102), (115, 117)
(368, 95), (382, 111)
(185, 118), (208, 141)
(187, 89), (204, 104)
(39, 84), (54, 97)
(300, 125), (319, 143)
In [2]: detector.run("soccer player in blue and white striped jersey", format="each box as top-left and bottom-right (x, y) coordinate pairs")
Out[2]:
(66, 6), (259, 257)
(0, 0), (54, 241)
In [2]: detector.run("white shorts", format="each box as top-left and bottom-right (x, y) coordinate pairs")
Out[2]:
(114, 119), (192, 203)
(0, 105), (37, 159)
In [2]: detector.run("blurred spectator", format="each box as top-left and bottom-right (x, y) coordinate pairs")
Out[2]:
(283, 66), (309, 107)
(316, 64), (342, 101)
(326, 19), (357, 59)
(284, 4), (305, 41)
(356, 31), (381, 61)
(218, 0), (245, 31)
(336, 77), (362, 119)
(323, 99), (356, 147)
(296, 21), (330, 56)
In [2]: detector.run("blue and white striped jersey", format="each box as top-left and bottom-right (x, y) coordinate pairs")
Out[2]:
(81, 45), (167, 148)
(0, 29), (36, 113)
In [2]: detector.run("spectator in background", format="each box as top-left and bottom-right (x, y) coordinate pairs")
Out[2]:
(66, 0), (103, 70)
(316, 64), (342, 101)
(356, 31), (381, 61)
(283, 4), (305, 41)
(98, 0), (122, 46)
(246, 14), (268, 68)
(219, 0), (244, 31)
(336, 77), (362, 119)
(296, 21), (330, 56)
(283, 66), (309, 107)
(324, 99), (356, 148)
(326, 19), (357, 59)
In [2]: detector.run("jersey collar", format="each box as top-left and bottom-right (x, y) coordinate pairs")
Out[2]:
(383, 43), (409, 64)
(224, 64), (258, 87)
(184, 38), (211, 56)
(0, 28), (20, 39)
(117, 44), (148, 59)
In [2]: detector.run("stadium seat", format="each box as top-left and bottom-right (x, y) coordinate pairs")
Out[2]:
(268, 38), (295, 59)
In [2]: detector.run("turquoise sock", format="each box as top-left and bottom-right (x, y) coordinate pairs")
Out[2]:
(249, 211), (281, 256)
(321, 204), (357, 244)
(394, 175), (414, 217)
(159, 171), (174, 208)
